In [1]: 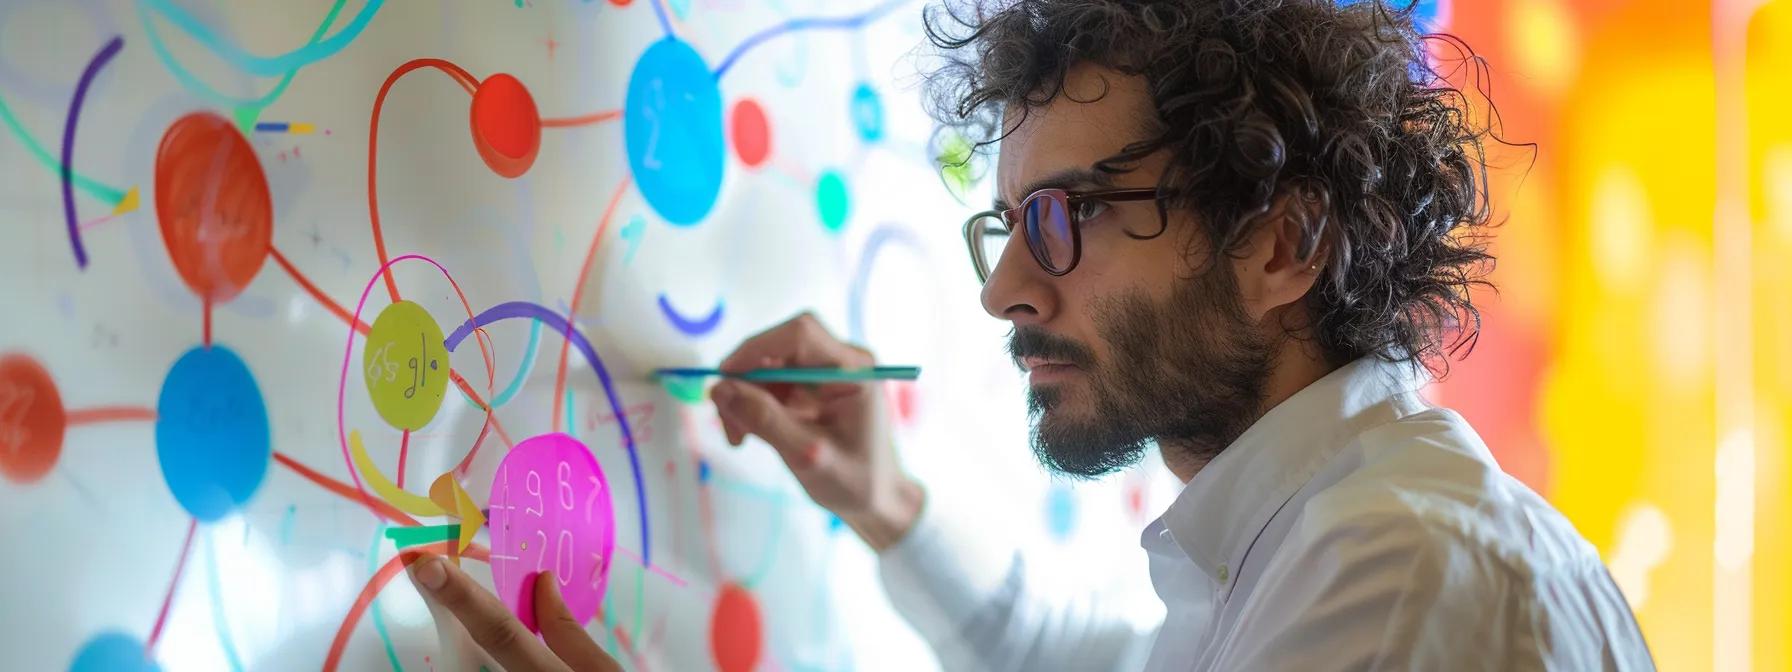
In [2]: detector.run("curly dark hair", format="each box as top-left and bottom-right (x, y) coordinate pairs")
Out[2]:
(923, 0), (1507, 372)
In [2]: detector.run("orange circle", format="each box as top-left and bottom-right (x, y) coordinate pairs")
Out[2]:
(709, 582), (763, 672)
(0, 354), (66, 484)
(470, 73), (542, 178)
(154, 112), (274, 303)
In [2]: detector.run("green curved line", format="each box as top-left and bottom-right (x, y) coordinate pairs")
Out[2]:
(138, 0), (381, 77)
(0, 92), (125, 205)
(457, 317), (543, 411)
(136, 0), (350, 125)
(368, 526), (405, 672)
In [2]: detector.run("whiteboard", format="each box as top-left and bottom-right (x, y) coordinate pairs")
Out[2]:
(0, 1), (1173, 670)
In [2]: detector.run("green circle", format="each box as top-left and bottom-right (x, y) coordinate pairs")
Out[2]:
(363, 301), (449, 431)
(815, 170), (851, 234)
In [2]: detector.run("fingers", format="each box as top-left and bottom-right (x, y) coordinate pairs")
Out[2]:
(712, 379), (822, 458)
(408, 554), (571, 672)
(719, 313), (871, 373)
(534, 572), (622, 672)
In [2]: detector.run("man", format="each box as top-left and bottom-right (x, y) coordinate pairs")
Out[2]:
(411, 0), (1655, 669)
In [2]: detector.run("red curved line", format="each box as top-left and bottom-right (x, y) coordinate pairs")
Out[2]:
(273, 450), (420, 527)
(368, 59), (478, 303)
(63, 406), (157, 425)
(541, 109), (621, 127)
(553, 177), (633, 431)
(323, 543), (492, 672)
(269, 245), (371, 335)
(145, 517), (197, 653)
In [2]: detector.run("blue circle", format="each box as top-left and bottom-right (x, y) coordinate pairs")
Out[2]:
(155, 345), (270, 522)
(851, 83), (884, 143)
(625, 39), (725, 226)
(1045, 484), (1078, 541)
(69, 632), (159, 672)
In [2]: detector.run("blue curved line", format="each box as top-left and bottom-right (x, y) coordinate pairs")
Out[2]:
(649, 0), (674, 38)
(847, 224), (924, 344)
(443, 301), (650, 566)
(203, 529), (247, 672)
(138, 0), (382, 77)
(712, 0), (909, 78)
(656, 293), (724, 337)
(137, 0), (353, 113)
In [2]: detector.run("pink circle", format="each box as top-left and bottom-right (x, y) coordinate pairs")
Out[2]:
(488, 433), (616, 632)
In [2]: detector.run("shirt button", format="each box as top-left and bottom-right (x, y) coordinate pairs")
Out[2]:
(1218, 564), (1229, 582)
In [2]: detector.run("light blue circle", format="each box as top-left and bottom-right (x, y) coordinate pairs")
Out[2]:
(851, 83), (884, 142)
(1045, 484), (1078, 541)
(69, 632), (159, 672)
(625, 38), (725, 226)
(155, 345), (270, 522)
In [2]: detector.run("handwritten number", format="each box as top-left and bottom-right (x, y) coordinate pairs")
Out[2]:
(557, 461), (575, 510)
(525, 470), (544, 517)
(556, 530), (573, 585)
(584, 476), (603, 523)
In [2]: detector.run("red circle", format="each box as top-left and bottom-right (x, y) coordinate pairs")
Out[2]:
(709, 583), (763, 672)
(730, 99), (771, 168)
(470, 73), (542, 179)
(154, 112), (274, 303)
(0, 354), (66, 485)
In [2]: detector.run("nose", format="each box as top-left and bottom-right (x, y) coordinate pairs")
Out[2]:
(980, 231), (1057, 325)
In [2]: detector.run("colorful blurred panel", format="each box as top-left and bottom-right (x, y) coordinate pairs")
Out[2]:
(1429, 0), (1790, 668)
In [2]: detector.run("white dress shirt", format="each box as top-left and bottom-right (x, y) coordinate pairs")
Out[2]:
(880, 357), (1655, 671)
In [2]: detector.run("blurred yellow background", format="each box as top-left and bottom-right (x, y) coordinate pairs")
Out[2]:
(1423, 0), (1790, 668)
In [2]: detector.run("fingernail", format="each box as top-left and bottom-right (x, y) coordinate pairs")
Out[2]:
(712, 382), (734, 404)
(414, 556), (448, 591)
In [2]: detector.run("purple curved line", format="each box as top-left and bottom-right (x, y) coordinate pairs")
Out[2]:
(442, 301), (650, 566)
(656, 293), (724, 337)
(61, 36), (123, 270)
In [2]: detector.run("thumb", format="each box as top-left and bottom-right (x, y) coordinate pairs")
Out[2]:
(713, 380), (820, 455)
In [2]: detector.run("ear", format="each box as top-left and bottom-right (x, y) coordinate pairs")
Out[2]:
(1232, 180), (1331, 322)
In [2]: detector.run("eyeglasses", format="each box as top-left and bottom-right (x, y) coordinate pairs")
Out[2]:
(962, 187), (1162, 284)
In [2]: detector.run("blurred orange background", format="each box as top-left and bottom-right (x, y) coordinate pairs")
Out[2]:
(1421, 0), (1790, 668)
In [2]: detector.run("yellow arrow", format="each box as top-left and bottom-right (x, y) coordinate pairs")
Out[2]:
(110, 186), (139, 216)
(349, 430), (447, 517)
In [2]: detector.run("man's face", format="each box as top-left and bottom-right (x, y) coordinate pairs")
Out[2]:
(984, 65), (1274, 478)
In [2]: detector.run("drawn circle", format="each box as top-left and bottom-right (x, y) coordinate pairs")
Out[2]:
(363, 301), (450, 431)
(1046, 484), (1078, 541)
(68, 631), (159, 672)
(816, 170), (851, 233)
(851, 83), (884, 142)
(155, 345), (270, 523)
(470, 73), (542, 178)
(625, 38), (725, 226)
(488, 433), (616, 633)
(729, 98), (770, 167)
(0, 354), (65, 484)
(154, 112), (273, 303)
(710, 582), (763, 672)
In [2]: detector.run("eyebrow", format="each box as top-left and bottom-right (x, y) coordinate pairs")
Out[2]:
(993, 167), (1114, 211)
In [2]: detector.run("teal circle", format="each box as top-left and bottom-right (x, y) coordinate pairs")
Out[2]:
(155, 345), (270, 522)
(70, 632), (159, 672)
(625, 39), (725, 226)
(851, 83), (884, 142)
(816, 170), (850, 233)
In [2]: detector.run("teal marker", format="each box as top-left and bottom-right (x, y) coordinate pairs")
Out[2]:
(652, 366), (919, 383)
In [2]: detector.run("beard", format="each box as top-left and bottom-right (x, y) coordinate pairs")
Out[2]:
(1010, 265), (1275, 479)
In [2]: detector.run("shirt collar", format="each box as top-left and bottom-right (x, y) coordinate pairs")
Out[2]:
(1155, 356), (1432, 586)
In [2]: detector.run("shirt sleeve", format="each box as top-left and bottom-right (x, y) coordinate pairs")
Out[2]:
(1209, 509), (1656, 671)
(878, 485), (1158, 672)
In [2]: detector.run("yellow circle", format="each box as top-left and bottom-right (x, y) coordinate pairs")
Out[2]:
(364, 300), (449, 431)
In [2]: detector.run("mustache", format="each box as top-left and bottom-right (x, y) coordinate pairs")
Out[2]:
(1008, 327), (1097, 370)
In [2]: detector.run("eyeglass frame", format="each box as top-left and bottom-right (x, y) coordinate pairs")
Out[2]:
(962, 187), (1165, 284)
